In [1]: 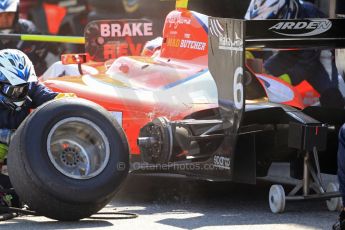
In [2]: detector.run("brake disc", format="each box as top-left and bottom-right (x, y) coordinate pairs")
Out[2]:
(138, 117), (172, 164)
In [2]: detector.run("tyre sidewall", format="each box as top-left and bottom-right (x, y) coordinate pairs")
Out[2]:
(11, 99), (129, 204)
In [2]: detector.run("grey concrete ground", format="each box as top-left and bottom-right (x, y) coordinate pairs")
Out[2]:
(0, 163), (340, 230)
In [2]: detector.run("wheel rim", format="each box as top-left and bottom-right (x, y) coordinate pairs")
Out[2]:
(269, 185), (285, 213)
(47, 117), (110, 180)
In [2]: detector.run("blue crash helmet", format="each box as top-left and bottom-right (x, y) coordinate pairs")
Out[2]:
(0, 49), (37, 110)
(245, 0), (301, 20)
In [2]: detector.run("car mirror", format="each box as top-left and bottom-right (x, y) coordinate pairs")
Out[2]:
(61, 53), (90, 75)
(61, 53), (90, 65)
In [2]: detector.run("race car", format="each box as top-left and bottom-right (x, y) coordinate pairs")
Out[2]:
(5, 1), (345, 220)
(42, 9), (217, 155)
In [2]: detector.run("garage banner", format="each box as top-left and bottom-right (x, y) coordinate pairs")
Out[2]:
(85, 19), (158, 61)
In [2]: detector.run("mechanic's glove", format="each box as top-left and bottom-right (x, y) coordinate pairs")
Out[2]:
(0, 143), (8, 163)
(55, 93), (77, 100)
(279, 74), (292, 85)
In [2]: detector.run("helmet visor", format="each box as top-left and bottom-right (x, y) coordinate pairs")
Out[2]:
(0, 12), (15, 29)
(0, 83), (28, 101)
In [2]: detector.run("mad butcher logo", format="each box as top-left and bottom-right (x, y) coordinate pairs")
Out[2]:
(269, 19), (332, 37)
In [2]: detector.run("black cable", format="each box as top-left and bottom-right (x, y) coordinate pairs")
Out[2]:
(0, 188), (138, 221)
(0, 212), (17, 221)
(0, 205), (138, 221)
(0, 206), (37, 216)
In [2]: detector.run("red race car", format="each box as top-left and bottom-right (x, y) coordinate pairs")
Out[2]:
(37, 2), (345, 216)
(42, 9), (216, 155)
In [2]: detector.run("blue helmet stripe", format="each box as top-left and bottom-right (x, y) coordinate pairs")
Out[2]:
(0, 0), (10, 10)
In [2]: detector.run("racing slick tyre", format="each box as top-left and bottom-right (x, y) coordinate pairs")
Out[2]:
(326, 182), (342, 212)
(269, 184), (286, 214)
(7, 98), (129, 221)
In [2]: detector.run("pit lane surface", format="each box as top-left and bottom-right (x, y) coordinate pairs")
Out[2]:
(0, 163), (339, 230)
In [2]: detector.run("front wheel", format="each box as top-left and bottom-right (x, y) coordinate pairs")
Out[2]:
(8, 98), (129, 221)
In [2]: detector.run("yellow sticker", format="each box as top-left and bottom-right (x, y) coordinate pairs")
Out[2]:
(176, 0), (188, 9)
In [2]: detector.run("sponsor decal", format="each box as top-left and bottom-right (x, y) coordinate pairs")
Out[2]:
(166, 14), (192, 29)
(218, 33), (243, 53)
(209, 18), (224, 37)
(269, 19), (332, 37)
(103, 43), (143, 59)
(100, 22), (153, 37)
(209, 19), (243, 54)
(213, 155), (231, 170)
(85, 20), (158, 61)
(166, 38), (206, 51)
(180, 39), (206, 50)
(95, 22), (154, 59)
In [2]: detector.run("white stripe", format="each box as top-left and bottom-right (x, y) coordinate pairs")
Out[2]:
(210, 19), (220, 37)
(215, 19), (224, 32)
(212, 20), (222, 37)
(209, 22), (216, 36)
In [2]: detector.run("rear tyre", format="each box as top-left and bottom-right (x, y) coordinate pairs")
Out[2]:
(8, 98), (129, 221)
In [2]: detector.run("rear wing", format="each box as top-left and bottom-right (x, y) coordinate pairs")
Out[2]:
(208, 17), (345, 131)
(208, 18), (345, 183)
(245, 19), (345, 49)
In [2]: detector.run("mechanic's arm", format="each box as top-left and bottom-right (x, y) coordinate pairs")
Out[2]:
(28, 82), (58, 108)
(288, 50), (329, 88)
(263, 51), (299, 76)
(264, 50), (321, 85)
(29, 82), (77, 108)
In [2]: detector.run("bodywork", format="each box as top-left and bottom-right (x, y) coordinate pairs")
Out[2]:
(42, 9), (345, 184)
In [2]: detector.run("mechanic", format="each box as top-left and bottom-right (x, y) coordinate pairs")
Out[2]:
(245, 0), (345, 108)
(0, 0), (51, 76)
(0, 49), (73, 210)
(334, 125), (345, 230)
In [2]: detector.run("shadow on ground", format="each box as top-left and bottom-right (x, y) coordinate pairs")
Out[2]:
(109, 171), (338, 229)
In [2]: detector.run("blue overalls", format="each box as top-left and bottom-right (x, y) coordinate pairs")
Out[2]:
(264, 2), (344, 108)
(0, 82), (57, 129)
(338, 125), (345, 206)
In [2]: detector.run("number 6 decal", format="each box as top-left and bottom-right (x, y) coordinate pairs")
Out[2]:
(234, 66), (244, 110)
